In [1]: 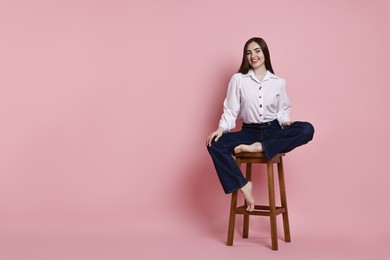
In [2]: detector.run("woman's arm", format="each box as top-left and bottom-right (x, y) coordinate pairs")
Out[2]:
(276, 79), (292, 127)
(218, 74), (241, 132)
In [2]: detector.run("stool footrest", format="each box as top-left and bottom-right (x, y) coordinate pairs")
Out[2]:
(235, 205), (286, 216)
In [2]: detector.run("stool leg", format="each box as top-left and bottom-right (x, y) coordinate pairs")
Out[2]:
(267, 161), (278, 250)
(277, 157), (291, 242)
(243, 163), (252, 238)
(227, 190), (238, 246)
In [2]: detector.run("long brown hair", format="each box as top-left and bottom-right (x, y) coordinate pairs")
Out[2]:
(238, 37), (274, 74)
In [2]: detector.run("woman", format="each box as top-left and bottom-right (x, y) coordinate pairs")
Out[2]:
(206, 37), (314, 212)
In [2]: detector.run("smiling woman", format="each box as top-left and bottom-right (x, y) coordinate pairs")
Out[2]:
(246, 44), (266, 71)
(242, 38), (274, 74)
(206, 37), (315, 212)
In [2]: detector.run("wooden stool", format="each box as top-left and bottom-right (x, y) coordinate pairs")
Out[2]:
(227, 152), (291, 250)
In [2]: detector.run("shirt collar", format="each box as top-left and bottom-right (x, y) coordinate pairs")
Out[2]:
(244, 69), (278, 83)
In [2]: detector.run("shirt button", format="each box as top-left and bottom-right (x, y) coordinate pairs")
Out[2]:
(259, 104), (262, 108)
(259, 96), (262, 99)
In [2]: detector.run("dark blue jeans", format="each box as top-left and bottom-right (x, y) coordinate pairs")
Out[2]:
(207, 120), (314, 193)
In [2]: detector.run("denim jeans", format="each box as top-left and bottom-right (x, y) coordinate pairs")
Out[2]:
(207, 120), (314, 194)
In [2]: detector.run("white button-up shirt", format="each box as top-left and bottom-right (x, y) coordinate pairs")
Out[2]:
(219, 70), (291, 132)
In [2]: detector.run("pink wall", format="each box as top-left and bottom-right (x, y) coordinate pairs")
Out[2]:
(1, 0), (389, 259)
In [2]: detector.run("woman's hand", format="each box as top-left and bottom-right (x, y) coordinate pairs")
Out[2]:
(282, 121), (295, 127)
(206, 127), (224, 147)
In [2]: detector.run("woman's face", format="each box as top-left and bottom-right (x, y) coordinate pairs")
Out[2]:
(246, 42), (265, 70)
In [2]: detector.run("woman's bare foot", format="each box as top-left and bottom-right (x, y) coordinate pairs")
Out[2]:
(240, 181), (255, 212)
(234, 142), (263, 154)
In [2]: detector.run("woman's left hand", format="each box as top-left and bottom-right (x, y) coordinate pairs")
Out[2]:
(282, 121), (295, 127)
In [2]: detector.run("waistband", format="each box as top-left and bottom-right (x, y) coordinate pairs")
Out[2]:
(242, 119), (279, 128)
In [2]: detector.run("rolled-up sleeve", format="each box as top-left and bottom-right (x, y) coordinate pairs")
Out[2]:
(276, 79), (291, 126)
(219, 75), (241, 132)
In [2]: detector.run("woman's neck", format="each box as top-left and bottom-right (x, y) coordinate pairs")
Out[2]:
(253, 66), (267, 81)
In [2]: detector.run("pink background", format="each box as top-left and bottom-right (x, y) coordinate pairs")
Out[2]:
(1, 0), (389, 259)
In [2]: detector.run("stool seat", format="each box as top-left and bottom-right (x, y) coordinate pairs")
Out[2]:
(227, 152), (291, 250)
(234, 152), (270, 157)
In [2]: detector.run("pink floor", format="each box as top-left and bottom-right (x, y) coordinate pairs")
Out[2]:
(1, 209), (388, 260)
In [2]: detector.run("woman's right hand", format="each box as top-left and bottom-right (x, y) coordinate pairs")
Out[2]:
(206, 127), (224, 147)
